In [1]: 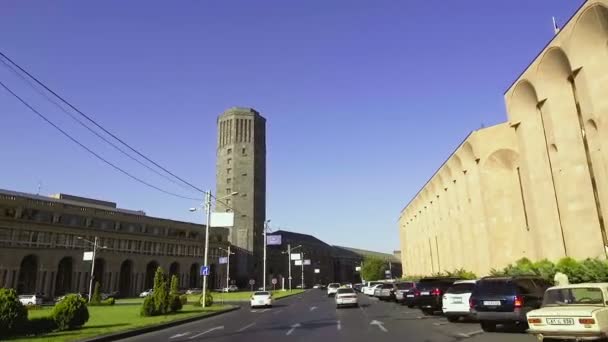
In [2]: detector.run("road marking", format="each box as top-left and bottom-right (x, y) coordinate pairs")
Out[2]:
(189, 326), (224, 339)
(310, 306), (317, 312)
(273, 309), (283, 315)
(337, 320), (341, 331)
(259, 308), (270, 313)
(286, 323), (301, 336)
(170, 332), (191, 339)
(433, 322), (448, 326)
(370, 320), (388, 333)
(456, 329), (484, 338)
(250, 309), (259, 313)
(237, 323), (255, 332)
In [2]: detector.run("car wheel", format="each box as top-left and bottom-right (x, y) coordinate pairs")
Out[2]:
(447, 316), (459, 323)
(480, 321), (497, 332)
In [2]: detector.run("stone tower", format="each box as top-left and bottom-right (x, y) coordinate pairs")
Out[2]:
(216, 107), (266, 282)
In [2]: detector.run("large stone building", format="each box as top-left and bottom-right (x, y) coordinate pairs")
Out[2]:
(215, 107), (267, 283)
(0, 189), (229, 297)
(398, 0), (608, 276)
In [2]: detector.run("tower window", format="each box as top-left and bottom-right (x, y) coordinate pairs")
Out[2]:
(242, 148), (246, 155)
(227, 158), (232, 165)
(227, 148), (232, 155)
(227, 168), (232, 175)
(242, 173), (247, 177)
(226, 188), (231, 194)
(226, 178), (232, 184)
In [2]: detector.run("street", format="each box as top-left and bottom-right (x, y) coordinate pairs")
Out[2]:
(119, 290), (538, 342)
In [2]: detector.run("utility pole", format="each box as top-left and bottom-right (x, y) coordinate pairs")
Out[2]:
(202, 190), (212, 308)
(88, 236), (98, 302)
(287, 244), (291, 291)
(226, 245), (232, 289)
(301, 252), (304, 290)
(263, 220), (270, 291)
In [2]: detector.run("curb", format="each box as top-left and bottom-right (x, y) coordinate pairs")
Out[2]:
(80, 306), (240, 342)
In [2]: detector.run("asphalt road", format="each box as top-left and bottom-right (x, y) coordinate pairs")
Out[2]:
(118, 290), (538, 342)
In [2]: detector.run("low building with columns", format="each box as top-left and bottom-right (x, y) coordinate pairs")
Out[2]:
(0, 188), (229, 298)
(399, 0), (608, 276)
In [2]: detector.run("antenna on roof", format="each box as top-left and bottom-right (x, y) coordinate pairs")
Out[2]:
(552, 16), (560, 35)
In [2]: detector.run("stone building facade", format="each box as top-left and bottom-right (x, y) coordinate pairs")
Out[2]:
(0, 189), (229, 297)
(399, 0), (608, 276)
(216, 107), (266, 283)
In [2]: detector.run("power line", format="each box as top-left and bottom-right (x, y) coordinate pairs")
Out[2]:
(0, 58), (200, 195)
(0, 51), (205, 194)
(0, 80), (201, 201)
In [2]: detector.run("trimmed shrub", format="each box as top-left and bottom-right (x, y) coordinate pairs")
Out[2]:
(0, 288), (28, 338)
(51, 294), (89, 331)
(204, 291), (213, 307)
(102, 297), (115, 306)
(179, 294), (188, 305)
(192, 299), (202, 307)
(170, 275), (179, 295)
(140, 296), (156, 317)
(90, 282), (102, 305)
(152, 268), (169, 315)
(169, 294), (182, 312)
(556, 257), (587, 284)
(26, 316), (57, 335)
(532, 259), (556, 283)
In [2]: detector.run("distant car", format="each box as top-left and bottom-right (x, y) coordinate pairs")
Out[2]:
(313, 284), (322, 289)
(416, 277), (462, 315)
(335, 288), (358, 308)
(139, 289), (153, 297)
(101, 291), (119, 300)
(365, 284), (384, 297)
(250, 291), (272, 308)
(395, 281), (417, 304)
(55, 293), (83, 303)
(186, 288), (202, 295)
(362, 281), (383, 296)
(442, 280), (477, 322)
(327, 283), (341, 297)
(342, 283), (353, 289)
(376, 283), (397, 301)
(470, 276), (551, 332)
(527, 283), (608, 341)
(19, 294), (43, 306)
(353, 284), (363, 292)
(222, 285), (238, 292)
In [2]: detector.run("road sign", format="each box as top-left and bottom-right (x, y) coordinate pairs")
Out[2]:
(271, 278), (277, 285)
(290, 253), (301, 260)
(249, 279), (255, 285)
(314, 269), (320, 274)
(303, 259), (311, 265)
(200, 265), (210, 276)
(219, 257), (228, 264)
(294, 260), (302, 266)
(83, 251), (93, 261)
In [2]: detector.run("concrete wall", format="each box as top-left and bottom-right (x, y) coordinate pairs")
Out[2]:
(399, 0), (608, 276)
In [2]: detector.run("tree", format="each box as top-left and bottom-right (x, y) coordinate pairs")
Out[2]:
(152, 267), (169, 315)
(90, 282), (102, 304)
(360, 257), (387, 282)
(170, 274), (179, 295)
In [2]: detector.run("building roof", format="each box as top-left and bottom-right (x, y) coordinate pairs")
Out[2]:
(269, 230), (332, 248)
(333, 245), (401, 263)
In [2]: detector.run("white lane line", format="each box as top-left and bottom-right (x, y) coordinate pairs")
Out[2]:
(286, 323), (301, 336)
(456, 329), (484, 338)
(273, 309), (283, 315)
(250, 309), (259, 313)
(370, 320), (388, 333)
(237, 323), (255, 332)
(170, 332), (191, 339)
(433, 322), (448, 326)
(310, 306), (318, 312)
(337, 320), (341, 331)
(189, 326), (224, 339)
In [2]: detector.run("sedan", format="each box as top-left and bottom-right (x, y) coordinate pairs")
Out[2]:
(19, 294), (43, 306)
(250, 291), (273, 308)
(139, 289), (153, 297)
(336, 288), (358, 308)
(527, 283), (608, 341)
(327, 283), (341, 297)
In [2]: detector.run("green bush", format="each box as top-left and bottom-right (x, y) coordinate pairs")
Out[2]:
(51, 294), (89, 331)
(192, 299), (202, 307)
(140, 296), (156, 317)
(532, 259), (556, 282)
(102, 297), (115, 306)
(555, 257), (587, 284)
(0, 288), (28, 338)
(90, 282), (102, 305)
(169, 294), (182, 312)
(153, 268), (169, 315)
(170, 275), (179, 295)
(360, 257), (387, 281)
(26, 316), (57, 335)
(179, 294), (188, 305)
(204, 291), (213, 307)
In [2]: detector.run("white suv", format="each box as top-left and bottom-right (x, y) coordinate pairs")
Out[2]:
(327, 283), (341, 297)
(442, 280), (477, 322)
(19, 294), (43, 306)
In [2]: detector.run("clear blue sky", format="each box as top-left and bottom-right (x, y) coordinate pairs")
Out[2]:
(0, 0), (584, 253)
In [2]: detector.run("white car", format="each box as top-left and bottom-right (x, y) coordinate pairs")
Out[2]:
(19, 294), (43, 306)
(442, 280), (477, 322)
(139, 289), (153, 297)
(250, 291), (273, 308)
(361, 281), (382, 296)
(336, 287), (358, 308)
(364, 284), (384, 296)
(327, 283), (341, 297)
(185, 288), (201, 295)
(527, 283), (608, 341)
(222, 285), (239, 292)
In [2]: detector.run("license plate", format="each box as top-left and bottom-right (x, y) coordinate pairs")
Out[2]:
(406, 294), (414, 297)
(547, 318), (575, 325)
(420, 291), (430, 296)
(483, 300), (501, 306)
(452, 297), (463, 304)
(257, 301), (263, 304)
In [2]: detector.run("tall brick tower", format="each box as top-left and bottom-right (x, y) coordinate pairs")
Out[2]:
(216, 107), (266, 284)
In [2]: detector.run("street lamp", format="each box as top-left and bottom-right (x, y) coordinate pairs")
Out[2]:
(263, 219), (271, 291)
(77, 236), (107, 302)
(282, 244), (301, 291)
(189, 190), (238, 308)
(218, 245), (235, 290)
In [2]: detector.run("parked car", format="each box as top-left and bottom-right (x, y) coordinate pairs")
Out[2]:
(353, 283), (363, 292)
(19, 293), (43, 306)
(364, 283), (384, 296)
(101, 291), (119, 300)
(335, 287), (358, 308)
(395, 281), (417, 305)
(222, 285), (238, 292)
(342, 283), (353, 289)
(527, 283), (608, 341)
(327, 283), (341, 297)
(250, 291), (273, 308)
(417, 277), (462, 315)
(362, 281), (383, 296)
(442, 280), (477, 322)
(470, 276), (552, 332)
(186, 288), (202, 295)
(139, 289), (153, 297)
(376, 283), (397, 301)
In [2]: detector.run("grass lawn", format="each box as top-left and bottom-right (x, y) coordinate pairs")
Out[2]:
(9, 303), (233, 342)
(188, 289), (305, 302)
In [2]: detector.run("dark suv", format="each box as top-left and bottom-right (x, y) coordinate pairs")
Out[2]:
(469, 276), (552, 332)
(416, 277), (461, 315)
(395, 281), (417, 305)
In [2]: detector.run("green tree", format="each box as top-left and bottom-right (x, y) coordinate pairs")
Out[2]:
(0, 288), (28, 338)
(90, 281), (102, 304)
(152, 267), (169, 315)
(360, 257), (387, 281)
(170, 274), (179, 295)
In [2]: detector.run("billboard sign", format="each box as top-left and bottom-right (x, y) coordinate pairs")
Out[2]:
(355, 266), (361, 272)
(290, 253), (301, 260)
(83, 251), (93, 261)
(210, 212), (234, 227)
(314, 269), (320, 274)
(303, 259), (311, 265)
(219, 257), (228, 264)
(294, 260), (303, 266)
(266, 235), (282, 246)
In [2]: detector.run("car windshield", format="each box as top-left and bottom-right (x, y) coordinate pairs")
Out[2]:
(475, 279), (514, 295)
(337, 288), (355, 294)
(329, 283), (340, 288)
(369, 282), (382, 286)
(447, 283), (476, 294)
(543, 287), (605, 307)
(253, 292), (270, 296)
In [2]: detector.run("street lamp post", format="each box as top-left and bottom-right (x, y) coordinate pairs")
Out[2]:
(219, 245), (234, 289)
(301, 252), (305, 290)
(77, 236), (106, 302)
(263, 219), (270, 291)
(282, 244), (301, 291)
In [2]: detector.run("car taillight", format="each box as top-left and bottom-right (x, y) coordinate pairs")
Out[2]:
(431, 288), (442, 296)
(579, 318), (595, 324)
(469, 298), (476, 309)
(528, 318), (541, 324)
(514, 295), (523, 308)
(414, 290), (420, 296)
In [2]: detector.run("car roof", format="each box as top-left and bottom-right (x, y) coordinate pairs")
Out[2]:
(453, 280), (477, 284)
(547, 283), (608, 290)
(480, 276), (541, 280)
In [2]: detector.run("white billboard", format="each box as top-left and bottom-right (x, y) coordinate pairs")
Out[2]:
(210, 212), (234, 227)
(314, 269), (320, 274)
(290, 253), (301, 260)
(83, 251), (93, 261)
(266, 235), (282, 246)
(303, 259), (311, 265)
(355, 266), (361, 272)
(294, 260), (303, 266)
